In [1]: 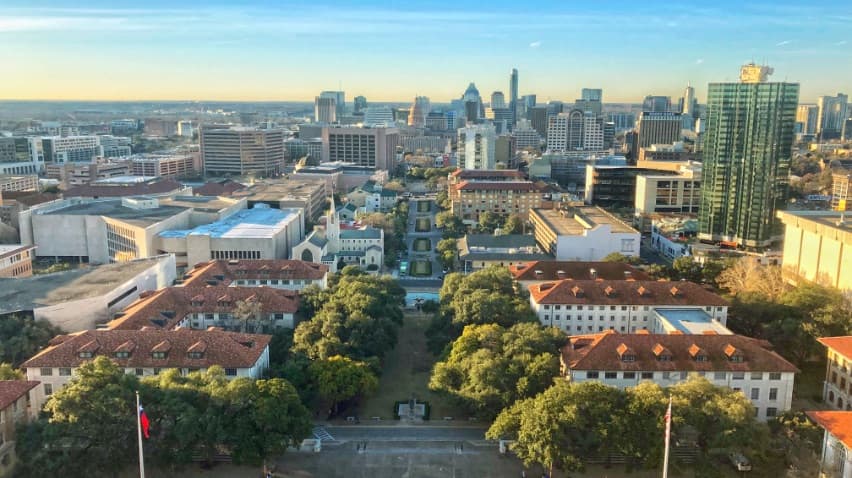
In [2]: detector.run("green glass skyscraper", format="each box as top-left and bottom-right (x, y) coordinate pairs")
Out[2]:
(698, 64), (799, 249)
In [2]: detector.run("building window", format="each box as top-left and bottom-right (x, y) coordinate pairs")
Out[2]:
(135, 368), (144, 376)
(751, 372), (763, 380)
(604, 372), (617, 379)
(40, 368), (53, 376)
(153, 368), (162, 375)
(59, 368), (72, 376)
(714, 372), (727, 380)
(623, 372), (636, 379)
(769, 373), (781, 381)
(79, 351), (93, 358)
(769, 388), (778, 401)
(44, 384), (53, 396)
(225, 368), (238, 376)
(662, 372), (672, 380)
(732, 372), (745, 380)
(152, 352), (167, 359)
(766, 407), (778, 418)
(641, 372), (654, 379)
(187, 352), (204, 359)
(586, 371), (599, 379)
(751, 388), (760, 400)
(115, 351), (130, 359)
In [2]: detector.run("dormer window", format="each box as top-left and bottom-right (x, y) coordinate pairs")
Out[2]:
(616, 343), (636, 362)
(115, 351), (130, 359)
(79, 351), (93, 358)
(187, 351), (204, 359)
(724, 344), (744, 363)
(653, 343), (672, 362)
(152, 351), (167, 359)
(688, 344), (707, 362)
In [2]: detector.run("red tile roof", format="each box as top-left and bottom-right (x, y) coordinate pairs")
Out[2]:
(509, 261), (651, 282)
(182, 259), (328, 287)
(106, 285), (299, 330)
(451, 169), (525, 179)
(22, 328), (270, 369)
(561, 332), (798, 373)
(818, 337), (852, 361)
(454, 180), (544, 192)
(807, 411), (852, 449)
(529, 279), (728, 306)
(0, 380), (39, 410)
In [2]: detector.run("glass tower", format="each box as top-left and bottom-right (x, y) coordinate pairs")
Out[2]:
(698, 65), (799, 248)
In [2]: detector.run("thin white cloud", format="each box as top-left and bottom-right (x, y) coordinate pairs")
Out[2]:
(695, 58), (704, 64)
(835, 40), (848, 46)
(529, 41), (541, 48)
(776, 40), (792, 46)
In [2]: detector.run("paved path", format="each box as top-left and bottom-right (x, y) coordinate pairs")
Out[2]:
(399, 199), (444, 286)
(316, 425), (487, 443)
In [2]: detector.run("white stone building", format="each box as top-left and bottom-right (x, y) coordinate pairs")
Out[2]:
(807, 410), (852, 477)
(561, 331), (798, 421)
(529, 207), (640, 261)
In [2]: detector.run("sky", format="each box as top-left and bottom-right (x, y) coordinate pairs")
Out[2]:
(0, 0), (850, 104)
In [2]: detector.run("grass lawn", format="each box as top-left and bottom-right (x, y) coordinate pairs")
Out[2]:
(417, 200), (431, 213)
(357, 312), (469, 421)
(410, 260), (432, 276)
(415, 217), (431, 232)
(413, 238), (431, 252)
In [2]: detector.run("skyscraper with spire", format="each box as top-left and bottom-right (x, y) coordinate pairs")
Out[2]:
(698, 64), (799, 248)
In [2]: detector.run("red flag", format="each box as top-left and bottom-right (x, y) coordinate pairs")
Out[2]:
(139, 406), (150, 439)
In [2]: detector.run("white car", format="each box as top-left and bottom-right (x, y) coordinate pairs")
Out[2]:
(728, 452), (751, 472)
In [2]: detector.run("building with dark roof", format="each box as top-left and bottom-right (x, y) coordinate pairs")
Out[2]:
(458, 234), (549, 272)
(63, 177), (188, 199)
(529, 279), (729, 334)
(509, 260), (649, 286)
(23, 328), (271, 412)
(561, 331), (797, 420)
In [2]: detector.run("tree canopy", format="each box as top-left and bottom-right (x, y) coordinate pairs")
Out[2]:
(0, 313), (62, 366)
(429, 322), (565, 419)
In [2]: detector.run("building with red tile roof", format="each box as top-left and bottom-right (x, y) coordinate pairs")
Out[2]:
(528, 278), (729, 334)
(561, 332), (797, 421)
(0, 380), (39, 475)
(509, 261), (650, 287)
(817, 337), (852, 411)
(180, 259), (328, 290)
(23, 328), (270, 412)
(806, 410), (852, 475)
(449, 179), (549, 224)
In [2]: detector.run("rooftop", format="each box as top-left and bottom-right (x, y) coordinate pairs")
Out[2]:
(450, 169), (525, 180)
(454, 180), (544, 192)
(653, 308), (733, 335)
(0, 257), (170, 315)
(22, 328), (271, 370)
(159, 204), (299, 239)
(777, 211), (852, 243)
(194, 179), (247, 197)
(92, 175), (158, 185)
(806, 411), (852, 449)
(818, 337), (852, 361)
(462, 234), (538, 250)
(0, 243), (34, 260)
(0, 381), (39, 410)
(64, 178), (184, 198)
(562, 332), (798, 373)
(340, 228), (382, 240)
(531, 207), (639, 235)
(41, 199), (187, 227)
(181, 259), (329, 287)
(159, 195), (242, 213)
(509, 261), (651, 282)
(529, 279), (728, 306)
(234, 179), (326, 202)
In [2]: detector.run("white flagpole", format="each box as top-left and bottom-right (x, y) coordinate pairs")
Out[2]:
(662, 397), (672, 478)
(136, 391), (146, 478)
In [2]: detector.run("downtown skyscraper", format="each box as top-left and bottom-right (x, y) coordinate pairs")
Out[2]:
(509, 68), (519, 128)
(698, 64), (799, 248)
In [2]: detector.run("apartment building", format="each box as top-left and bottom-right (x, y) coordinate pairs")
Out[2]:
(450, 180), (546, 224)
(42, 136), (102, 164)
(561, 331), (797, 421)
(0, 244), (35, 278)
(528, 279), (729, 333)
(22, 328), (271, 412)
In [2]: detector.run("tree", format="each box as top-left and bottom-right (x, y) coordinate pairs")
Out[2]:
(436, 190), (451, 210)
(0, 313), (62, 365)
(429, 323), (566, 419)
(0, 362), (23, 379)
(383, 180), (405, 193)
(602, 252), (643, 265)
(477, 211), (504, 233)
(309, 355), (378, 416)
(501, 214), (525, 235)
(234, 298), (264, 333)
(717, 258), (788, 300)
(436, 211), (466, 238)
(436, 238), (458, 270)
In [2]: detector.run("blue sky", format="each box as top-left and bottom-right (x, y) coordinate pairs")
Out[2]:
(0, 0), (849, 103)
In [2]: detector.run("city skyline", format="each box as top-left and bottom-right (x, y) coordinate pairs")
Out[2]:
(0, 0), (849, 103)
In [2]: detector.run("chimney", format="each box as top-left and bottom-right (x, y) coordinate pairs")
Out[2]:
(589, 268), (597, 280)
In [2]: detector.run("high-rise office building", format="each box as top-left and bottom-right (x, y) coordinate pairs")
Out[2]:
(408, 96), (431, 127)
(353, 96), (367, 114)
(201, 126), (286, 176)
(510, 68), (519, 126)
(581, 88), (602, 102)
(817, 93), (849, 140)
(457, 124), (496, 170)
(529, 106), (548, 138)
(98, 135), (132, 158)
(642, 95), (672, 112)
(0, 137), (43, 175)
(363, 107), (395, 127)
(796, 105), (819, 136)
(681, 83), (696, 118)
(636, 112), (683, 149)
(576, 88), (603, 115)
(462, 83), (484, 123)
(698, 63), (799, 248)
(843, 119), (852, 141)
(546, 110), (594, 152)
(320, 91), (346, 119)
(512, 120), (542, 152)
(491, 91), (506, 109)
(41, 136), (102, 164)
(322, 126), (399, 171)
(314, 96), (337, 124)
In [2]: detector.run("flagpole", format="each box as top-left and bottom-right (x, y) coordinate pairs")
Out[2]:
(662, 397), (672, 478)
(136, 391), (146, 478)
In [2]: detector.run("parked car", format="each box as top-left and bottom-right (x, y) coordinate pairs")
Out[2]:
(728, 452), (752, 472)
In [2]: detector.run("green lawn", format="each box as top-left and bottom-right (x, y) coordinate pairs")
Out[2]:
(357, 312), (470, 421)
(417, 201), (431, 213)
(413, 238), (431, 252)
(415, 217), (431, 232)
(410, 260), (432, 276)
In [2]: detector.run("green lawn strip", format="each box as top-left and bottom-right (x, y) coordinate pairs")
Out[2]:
(415, 218), (431, 232)
(410, 260), (432, 277)
(413, 238), (431, 252)
(417, 201), (431, 213)
(357, 313), (469, 421)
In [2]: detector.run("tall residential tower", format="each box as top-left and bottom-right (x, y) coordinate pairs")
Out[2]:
(697, 64), (799, 248)
(509, 68), (519, 127)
